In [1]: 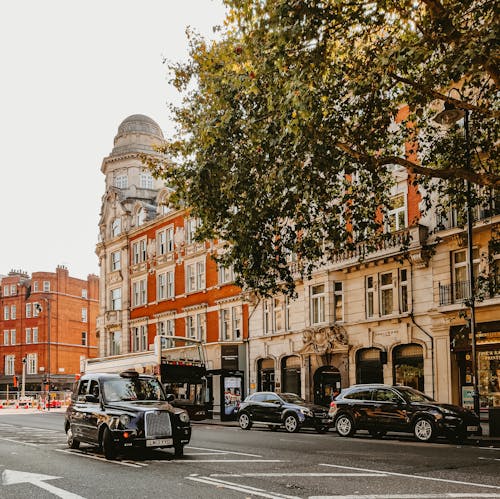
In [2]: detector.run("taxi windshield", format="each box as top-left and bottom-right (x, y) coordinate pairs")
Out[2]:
(103, 377), (166, 402)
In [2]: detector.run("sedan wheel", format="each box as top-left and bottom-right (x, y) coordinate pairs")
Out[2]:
(238, 412), (252, 430)
(336, 414), (355, 437)
(284, 414), (300, 433)
(66, 427), (80, 449)
(413, 418), (436, 442)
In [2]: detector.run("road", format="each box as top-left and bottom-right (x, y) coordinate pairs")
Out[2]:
(0, 412), (499, 498)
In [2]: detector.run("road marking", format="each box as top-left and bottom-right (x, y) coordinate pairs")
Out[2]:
(2, 469), (85, 499)
(0, 436), (38, 447)
(209, 473), (388, 477)
(186, 446), (262, 457)
(479, 457), (500, 462)
(309, 495), (500, 498)
(320, 464), (500, 490)
(55, 449), (146, 468)
(178, 459), (285, 463)
(186, 475), (300, 499)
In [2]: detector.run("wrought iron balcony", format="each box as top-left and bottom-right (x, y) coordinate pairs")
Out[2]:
(439, 278), (499, 306)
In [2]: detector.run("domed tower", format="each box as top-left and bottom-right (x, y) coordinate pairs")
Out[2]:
(96, 114), (166, 357)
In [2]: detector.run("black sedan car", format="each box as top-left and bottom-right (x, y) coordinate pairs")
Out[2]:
(237, 391), (333, 433)
(64, 370), (191, 459)
(329, 384), (481, 443)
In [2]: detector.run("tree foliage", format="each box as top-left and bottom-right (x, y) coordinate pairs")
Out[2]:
(147, 0), (499, 296)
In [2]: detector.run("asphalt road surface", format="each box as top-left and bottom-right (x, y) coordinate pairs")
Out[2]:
(0, 412), (499, 498)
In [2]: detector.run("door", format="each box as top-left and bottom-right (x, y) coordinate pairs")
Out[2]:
(314, 366), (341, 406)
(83, 379), (101, 443)
(372, 388), (407, 430)
(70, 378), (90, 441)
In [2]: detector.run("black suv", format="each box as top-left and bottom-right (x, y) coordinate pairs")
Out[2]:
(64, 370), (191, 459)
(329, 384), (481, 443)
(237, 392), (333, 433)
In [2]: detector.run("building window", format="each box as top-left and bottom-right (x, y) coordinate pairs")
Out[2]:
(137, 208), (146, 226)
(5, 355), (15, 375)
(2, 285), (9, 296)
(11, 305), (16, 320)
(218, 263), (234, 285)
(157, 270), (174, 301)
(115, 174), (128, 189)
(26, 328), (31, 344)
(158, 319), (175, 347)
(27, 353), (37, 375)
(380, 272), (394, 316)
(452, 248), (480, 301)
(82, 308), (88, 323)
(25, 303), (32, 318)
(140, 172), (153, 189)
(3, 306), (9, 320)
(111, 251), (121, 271)
(110, 288), (121, 310)
(3, 330), (9, 345)
(186, 316), (196, 339)
(32, 327), (38, 343)
(263, 300), (272, 335)
(185, 260), (205, 293)
(386, 193), (407, 232)
(333, 282), (343, 322)
(220, 309), (230, 340)
(82, 332), (87, 346)
(10, 284), (17, 295)
(132, 239), (147, 264)
(33, 281), (39, 292)
(393, 343), (424, 391)
(273, 297), (283, 332)
(185, 218), (200, 245)
(285, 296), (291, 331)
(132, 279), (147, 306)
(43, 281), (50, 292)
(366, 276), (375, 318)
(10, 330), (16, 345)
(157, 227), (174, 255)
(399, 268), (409, 313)
(232, 307), (242, 339)
(110, 331), (121, 356)
(82, 289), (88, 299)
(310, 284), (326, 325)
(112, 218), (121, 237)
(131, 325), (148, 352)
(33, 302), (40, 317)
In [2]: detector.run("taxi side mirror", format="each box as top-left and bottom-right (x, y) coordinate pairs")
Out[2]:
(166, 394), (175, 402)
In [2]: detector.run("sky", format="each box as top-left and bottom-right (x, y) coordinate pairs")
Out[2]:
(0, 0), (226, 281)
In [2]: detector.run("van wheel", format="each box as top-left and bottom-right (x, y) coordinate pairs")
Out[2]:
(414, 418), (436, 442)
(102, 427), (118, 460)
(336, 414), (356, 437)
(66, 427), (80, 449)
(238, 412), (252, 430)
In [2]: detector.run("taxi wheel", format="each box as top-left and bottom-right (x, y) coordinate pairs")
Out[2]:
(67, 427), (80, 449)
(102, 427), (118, 460)
(174, 444), (184, 457)
(284, 414), (300, 433)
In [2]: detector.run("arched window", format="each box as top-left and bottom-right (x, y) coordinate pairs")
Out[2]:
(111, 218), (121, 237)
(137, 208), (146, 226)
(356, 348), (384, 384)
(393, 343), (424, 391)
(281, 356), (301, 396)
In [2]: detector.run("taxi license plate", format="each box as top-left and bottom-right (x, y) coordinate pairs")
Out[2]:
(146, 438), (173, 447)
(467, 425), (478, 432)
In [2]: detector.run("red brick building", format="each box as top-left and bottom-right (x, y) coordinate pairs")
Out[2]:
(0, 267), (99, 393)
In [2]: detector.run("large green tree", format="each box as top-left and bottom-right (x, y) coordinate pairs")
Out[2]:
(147, 0), (499, 296)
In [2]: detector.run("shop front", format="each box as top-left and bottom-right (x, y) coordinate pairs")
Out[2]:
(451, 320), (500, 423)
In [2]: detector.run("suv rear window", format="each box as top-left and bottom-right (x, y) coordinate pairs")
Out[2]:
(344, 389), (372, 401)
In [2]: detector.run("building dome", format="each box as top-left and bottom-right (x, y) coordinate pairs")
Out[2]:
(117, 114), (164, 139)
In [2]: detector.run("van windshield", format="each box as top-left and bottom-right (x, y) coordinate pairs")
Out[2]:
(102, 377), (166, 402)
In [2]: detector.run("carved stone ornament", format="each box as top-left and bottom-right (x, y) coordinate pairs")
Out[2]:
(298, 325), (348, 355)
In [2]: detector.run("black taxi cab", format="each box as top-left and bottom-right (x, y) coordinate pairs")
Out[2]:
(64, 370), (191, 459)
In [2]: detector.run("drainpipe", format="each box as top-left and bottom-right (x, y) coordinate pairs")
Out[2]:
(407, 256), (435, 399)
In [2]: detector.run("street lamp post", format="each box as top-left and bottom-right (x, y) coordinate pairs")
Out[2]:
(434, 92), (480, 417)
(21, 357), (26, 398)
(36, 297), (51, 411)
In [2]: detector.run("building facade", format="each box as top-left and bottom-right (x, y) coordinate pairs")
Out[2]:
(0, 267), (99, 393)
(95, 115), (248, 418)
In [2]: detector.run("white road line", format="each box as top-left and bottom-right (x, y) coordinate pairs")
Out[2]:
(178, 459), (285, 463)
(209, 473), (388, 477)
(309, 494), (500, 498)
(0, 436), (39, 447)
(186, 446), (262, 457)
(186, 475), (300, 499)
(479, 457), (500, 462)
(320, 464), (500, 490)
(54, 449), (145, 468)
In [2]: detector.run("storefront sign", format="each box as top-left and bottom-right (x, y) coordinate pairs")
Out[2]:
(374, 329), (398, 339)
(221, 345), (239, 370)
(462, 386), (475, 409)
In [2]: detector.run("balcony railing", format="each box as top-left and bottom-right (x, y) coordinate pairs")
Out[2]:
(439, 278), (499, 306)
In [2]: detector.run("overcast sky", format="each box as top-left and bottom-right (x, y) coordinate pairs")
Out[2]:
(0, 0), (226, 280)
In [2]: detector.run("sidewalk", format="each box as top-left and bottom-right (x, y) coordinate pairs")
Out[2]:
(0, 406), (67, 415)
(192, 418), (500, 447)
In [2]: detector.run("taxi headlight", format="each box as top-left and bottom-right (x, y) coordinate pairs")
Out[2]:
(179, 411), (190, 423)
(119, 415), (131, 427)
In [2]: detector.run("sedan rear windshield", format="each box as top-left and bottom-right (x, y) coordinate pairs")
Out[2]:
(103, 377), (166, 402)
(397, 387), (434, 403)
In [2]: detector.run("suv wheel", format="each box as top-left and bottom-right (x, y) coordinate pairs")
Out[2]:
(336, 414), (356, 437)
(238, 412), (252, 430)
(413, 418), (436, 442)
(284, 414), (300, 433)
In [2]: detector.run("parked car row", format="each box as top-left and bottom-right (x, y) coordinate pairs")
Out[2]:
(236, 384), (482, 444)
